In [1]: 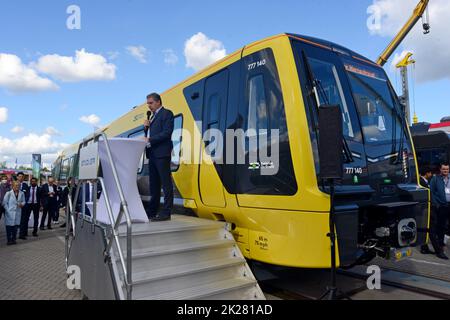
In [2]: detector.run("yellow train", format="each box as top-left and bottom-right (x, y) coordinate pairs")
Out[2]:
(54, 33), (429, 269)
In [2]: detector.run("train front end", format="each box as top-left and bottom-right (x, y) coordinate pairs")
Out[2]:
(291, 35), (429, 266)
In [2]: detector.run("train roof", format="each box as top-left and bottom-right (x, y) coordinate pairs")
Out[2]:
(287, 33), (378, 66)
(413, 130), (450, 149)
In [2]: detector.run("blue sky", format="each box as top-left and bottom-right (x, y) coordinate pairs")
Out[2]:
(1, 0), (449, 167)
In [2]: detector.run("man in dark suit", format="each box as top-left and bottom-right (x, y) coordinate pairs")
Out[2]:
(19, 178), (41, 239)
(54, 180), (63, 223)
(144, 93), (174, 222)
(40, 177), (58, 230)
(16, 172), (29, 193)
(430, 163), (450, 260)
(419, 167), (433, 189)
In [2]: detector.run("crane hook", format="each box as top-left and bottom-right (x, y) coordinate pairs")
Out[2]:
(422, 6), (431, 34)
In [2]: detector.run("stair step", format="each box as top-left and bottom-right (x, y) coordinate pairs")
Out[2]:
(138, 278), (258, 300)
(131, 257), (246, 285)
(119, 227), (228, 252)
(115, 239), (237, 260)
(118, 216), (225, 236)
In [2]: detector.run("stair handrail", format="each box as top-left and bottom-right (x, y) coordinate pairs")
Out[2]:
(65, 193), (76, 270)
(69, 132), (134, 300)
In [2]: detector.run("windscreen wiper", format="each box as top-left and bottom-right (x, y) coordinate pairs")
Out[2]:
(301, 51), (354, 164)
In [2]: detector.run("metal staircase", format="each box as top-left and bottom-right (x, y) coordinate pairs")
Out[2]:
(113, 216), (264, 300)
(65, 132), (265, 300)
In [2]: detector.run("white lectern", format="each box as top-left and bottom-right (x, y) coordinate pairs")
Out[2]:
(95, 138), (148, 224)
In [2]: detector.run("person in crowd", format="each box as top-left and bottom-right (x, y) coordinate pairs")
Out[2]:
(143, 92), (174, 222)
(19, 178), (41, 239)
(60, 177), (76, 229)
(430, 163), (450, 260)
(76, 180), (102, 217)
(0, 175), (12, 222)
(419, 166), (433, 189)
(418, 166), (439, 255)
(53, 180), (63, 224)
(62, 178), (71, 209)
(2, 181), (26, 245)
(16, 172), (29, 193)
(40, 177), (58, 230)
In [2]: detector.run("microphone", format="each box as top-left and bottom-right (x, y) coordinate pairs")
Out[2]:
(144, 111), (151, 138)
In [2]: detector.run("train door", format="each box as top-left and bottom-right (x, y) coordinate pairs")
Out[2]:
(198, 69), (229, 207)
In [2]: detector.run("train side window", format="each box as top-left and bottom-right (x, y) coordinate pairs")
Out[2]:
(172, 115), (183, 172)
(128, 130), (146, 174)
(247, 75), (269, 138)
(58, 158), (70, 184)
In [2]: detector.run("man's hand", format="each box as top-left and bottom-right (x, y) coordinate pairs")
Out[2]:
(144, 120), (150, 128)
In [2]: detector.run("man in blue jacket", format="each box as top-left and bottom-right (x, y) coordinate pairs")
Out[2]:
(144, 93), (174, 222)
(430, 163), (450, 260)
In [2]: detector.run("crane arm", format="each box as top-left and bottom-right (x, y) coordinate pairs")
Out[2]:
(376, 0), (430, 66)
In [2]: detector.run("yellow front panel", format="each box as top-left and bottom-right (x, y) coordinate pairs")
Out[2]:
(243, 208), (335, 268)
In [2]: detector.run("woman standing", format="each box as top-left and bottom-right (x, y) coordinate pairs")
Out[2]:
(2, 181), (26, 245)
(0, 175), (11, 221)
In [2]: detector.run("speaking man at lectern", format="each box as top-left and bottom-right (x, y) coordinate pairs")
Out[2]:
(143, 93), (174, 222)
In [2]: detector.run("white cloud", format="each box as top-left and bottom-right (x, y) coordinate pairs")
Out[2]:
(79, 114), (101, 126)
(126, 45), (148, 63)
(184, 32), (227, 71)
(163, 49), (179, 66)
(34, 49), (116, 82)
(45, 126), (61, 136)
(0, 53), (58, 93)
(369, 0), (450, 83)
(0, 107), (8, 123)
(0, 133), (69, 156)
(11, 126), (24, 134)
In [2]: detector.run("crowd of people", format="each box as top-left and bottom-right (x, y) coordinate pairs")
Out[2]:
(0, 172), (69, 245)
(420, 163), (450, 260)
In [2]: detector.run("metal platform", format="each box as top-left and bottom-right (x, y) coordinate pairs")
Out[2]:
(68, 215), (265, 300)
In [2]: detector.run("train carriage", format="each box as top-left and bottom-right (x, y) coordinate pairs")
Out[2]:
(54, 33), (429, 269)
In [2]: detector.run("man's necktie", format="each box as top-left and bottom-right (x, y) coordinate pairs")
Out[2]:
(32, 187), (35, 204)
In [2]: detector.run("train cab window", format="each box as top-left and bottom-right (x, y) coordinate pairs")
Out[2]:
(171, 115), (183, 172)
(343, 59), (402, 144)
(129, 130), (145, 174)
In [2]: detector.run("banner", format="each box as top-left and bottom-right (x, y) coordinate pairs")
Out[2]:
(32, 154), (42, 179)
